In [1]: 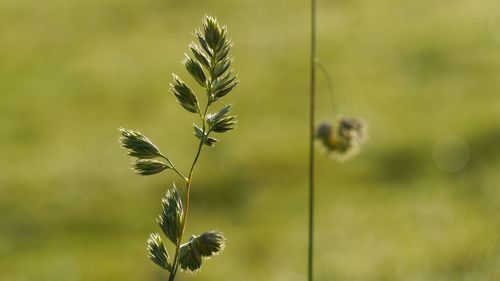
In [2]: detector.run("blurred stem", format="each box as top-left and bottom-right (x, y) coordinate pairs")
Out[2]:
(315, 60), (336, 117)
(308, 0), (317, 280)
(168, 105), (209, 281)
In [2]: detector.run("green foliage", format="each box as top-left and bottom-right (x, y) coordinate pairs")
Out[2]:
(147, 233), (172, 272)
(118, 15), (237, 280)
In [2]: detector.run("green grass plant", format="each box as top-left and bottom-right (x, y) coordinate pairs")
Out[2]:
(118, 16), (238, 281)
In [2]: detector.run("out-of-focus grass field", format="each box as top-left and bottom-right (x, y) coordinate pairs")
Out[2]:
(1, 0), (500, 280)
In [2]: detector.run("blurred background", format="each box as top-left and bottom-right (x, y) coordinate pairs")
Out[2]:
(1, 0), (500, 280)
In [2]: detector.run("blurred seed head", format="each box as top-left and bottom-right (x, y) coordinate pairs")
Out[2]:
(315, 117), (367, 160)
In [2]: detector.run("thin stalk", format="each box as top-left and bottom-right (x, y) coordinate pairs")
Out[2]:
(308, 0), (317, 280)
(160, 154), (188, 182)
(168, 105), (210, 281)
(315, 60), (336, 117)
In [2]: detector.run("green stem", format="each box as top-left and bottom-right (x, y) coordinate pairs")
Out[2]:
(160, 154), (188, 182)
(315, 60), (336, 117)
(168, 106), (210, 281)
(308, 0), (317, 280)
(167, 34), (220, 281)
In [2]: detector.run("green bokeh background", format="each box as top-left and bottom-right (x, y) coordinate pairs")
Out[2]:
(1, 0), (500, 280)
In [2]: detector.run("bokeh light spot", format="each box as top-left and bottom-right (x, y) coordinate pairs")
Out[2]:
(432, 135), (470, 173)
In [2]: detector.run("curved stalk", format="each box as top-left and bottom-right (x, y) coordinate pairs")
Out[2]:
(315, 60), (336, 117)
(160, 154), (188, 182)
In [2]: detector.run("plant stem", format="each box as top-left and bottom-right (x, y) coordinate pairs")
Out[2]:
(160, 154), (188, 182)
(315, 60), (336, 117)
(168, 106), (210, 281)
(308, 0), (317, 280)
